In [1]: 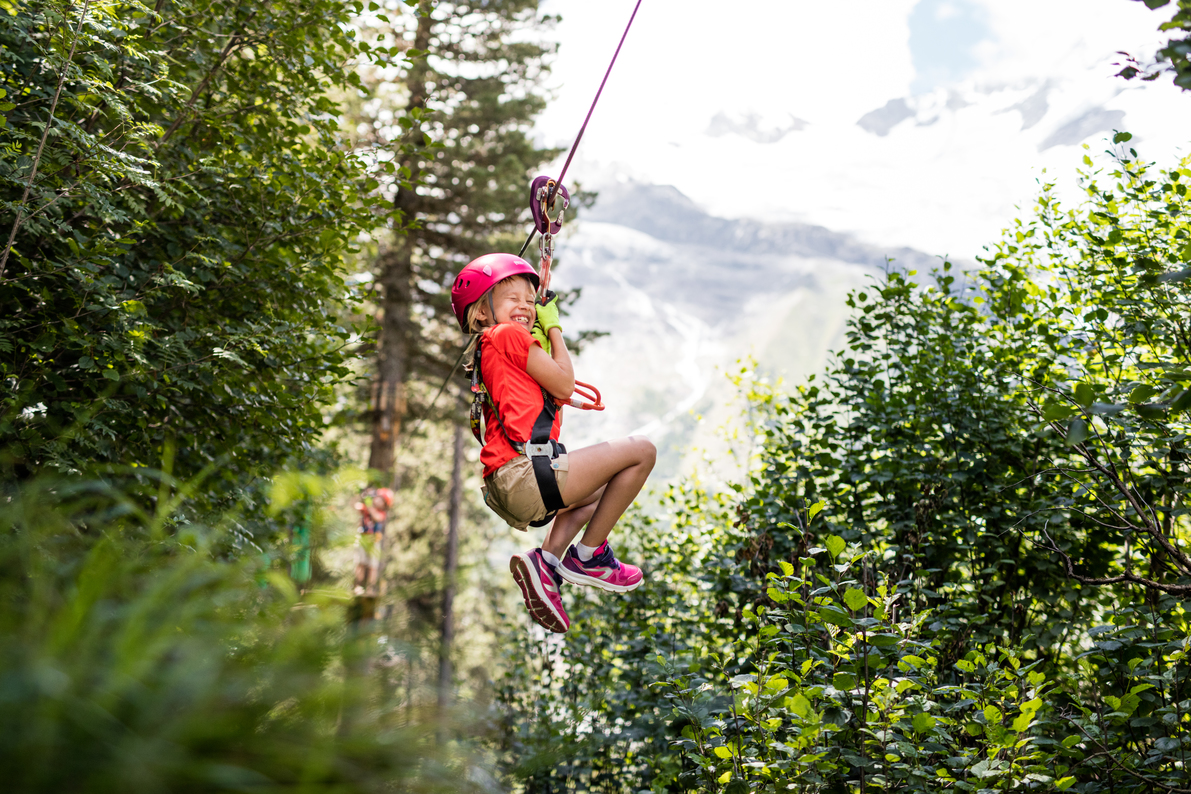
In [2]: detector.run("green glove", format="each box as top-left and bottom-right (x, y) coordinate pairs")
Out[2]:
(532, 291), (561, 355)
(535, 291), (562, 334)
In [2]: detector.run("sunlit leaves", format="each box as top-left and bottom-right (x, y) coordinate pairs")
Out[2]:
(0, 0), (383, 522)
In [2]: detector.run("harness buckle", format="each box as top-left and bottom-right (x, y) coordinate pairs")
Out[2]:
(523, 442), (555, 459)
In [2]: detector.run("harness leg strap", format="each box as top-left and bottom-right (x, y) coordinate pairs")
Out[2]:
(527, 396), (566, 516)
(530, 450), (566, 514)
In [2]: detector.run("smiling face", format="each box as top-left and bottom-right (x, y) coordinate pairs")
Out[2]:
(476, 275), (537, 331)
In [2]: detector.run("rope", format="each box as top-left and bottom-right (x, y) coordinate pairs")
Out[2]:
(388, 345), (469, 492)
(517, 0), (644, 258)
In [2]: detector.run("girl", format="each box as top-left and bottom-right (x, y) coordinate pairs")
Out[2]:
(451, 253), (656, 633)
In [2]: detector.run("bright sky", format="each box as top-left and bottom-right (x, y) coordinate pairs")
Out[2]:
(534, 0), (1191, 259)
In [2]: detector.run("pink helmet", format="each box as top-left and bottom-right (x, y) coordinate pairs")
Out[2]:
(450, 253), (539, 332)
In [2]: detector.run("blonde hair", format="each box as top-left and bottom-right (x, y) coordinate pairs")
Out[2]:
(462, 274), (536, 363)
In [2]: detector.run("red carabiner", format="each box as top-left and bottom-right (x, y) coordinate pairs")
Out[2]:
(569, 380), (604, 411)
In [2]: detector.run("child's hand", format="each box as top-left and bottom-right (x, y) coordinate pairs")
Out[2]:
(535, 291), (562, 334)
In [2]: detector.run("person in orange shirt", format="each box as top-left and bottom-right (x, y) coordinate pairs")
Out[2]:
(451, 254), (655, 633)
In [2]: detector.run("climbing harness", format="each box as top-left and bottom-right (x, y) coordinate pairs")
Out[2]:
(470, 335), (567, 526)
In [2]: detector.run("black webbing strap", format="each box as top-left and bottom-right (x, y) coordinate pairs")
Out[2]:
(527, 394), (566, 517)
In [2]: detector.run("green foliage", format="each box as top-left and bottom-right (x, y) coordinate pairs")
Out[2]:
(0, 0), (399, 516)
(654, 543), (1066, 793)
(739, 263), (1081, 654)
(980, 146), (1191, 599)
(656, 546), (1191, 793)
(0, 478), (479, 792)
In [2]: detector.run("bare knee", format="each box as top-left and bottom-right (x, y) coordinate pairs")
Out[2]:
(628, 435), (656, 467)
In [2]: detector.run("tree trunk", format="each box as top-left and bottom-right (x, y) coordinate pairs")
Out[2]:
(438, 422), (464, 714)
(367, 2), (434, 476)
(368, 238), (413, 474)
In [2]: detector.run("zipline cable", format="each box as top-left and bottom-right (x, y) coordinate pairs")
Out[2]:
(518, 0), (644, 258)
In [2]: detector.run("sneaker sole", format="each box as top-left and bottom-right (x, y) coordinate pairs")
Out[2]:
(510, 555), (569, 633)
(557, 565), (643, 593)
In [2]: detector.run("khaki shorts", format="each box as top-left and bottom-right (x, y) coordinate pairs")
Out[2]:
(482, 453), (569, 531)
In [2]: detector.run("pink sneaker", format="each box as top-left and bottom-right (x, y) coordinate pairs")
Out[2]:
(510, 549), (570, 633)
(558, 541), (643, 592)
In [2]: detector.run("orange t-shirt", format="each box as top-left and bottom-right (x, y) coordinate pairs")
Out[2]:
(479, 322), (563, 479)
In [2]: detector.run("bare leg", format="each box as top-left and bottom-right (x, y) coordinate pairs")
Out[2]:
(557, 436), (656, 549)
(542, 486), (604, 559)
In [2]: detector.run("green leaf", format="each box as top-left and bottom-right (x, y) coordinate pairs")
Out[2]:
(1066, 418), (1088, 445)
(808, 500), (826, 521)
(912, 712), (936, 734)
(777, 560), (794, 576)
(1128, 384), (1159, 403)
(1043, 402), (1076, 421)
(867, 633), (900, 647)
(818, 606), (853, 627)
(788, 693), (813, 718)
(713, 746), (733, 759)
(1135, 403), (1167, 420)
(843, 587), (868, 612)
(1170, 388), (1191, 412)
(824, 535), (846, 559)
(1074, 382), (1094, 406)
(1056, 777), (1076, 791)
(1113, 131), (1133, 143)
(833, 672), (856, 690)
(1158, 266), (1191, 283)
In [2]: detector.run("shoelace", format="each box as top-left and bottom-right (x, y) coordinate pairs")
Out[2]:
(588, 543), (620, 571)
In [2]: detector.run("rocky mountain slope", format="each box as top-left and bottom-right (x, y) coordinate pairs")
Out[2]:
(554, 180), (941, 480)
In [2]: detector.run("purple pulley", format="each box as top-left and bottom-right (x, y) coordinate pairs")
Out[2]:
(529, 175), (570, 235)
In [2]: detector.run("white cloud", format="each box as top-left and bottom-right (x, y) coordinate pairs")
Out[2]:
(535, 0), (1191, 258)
